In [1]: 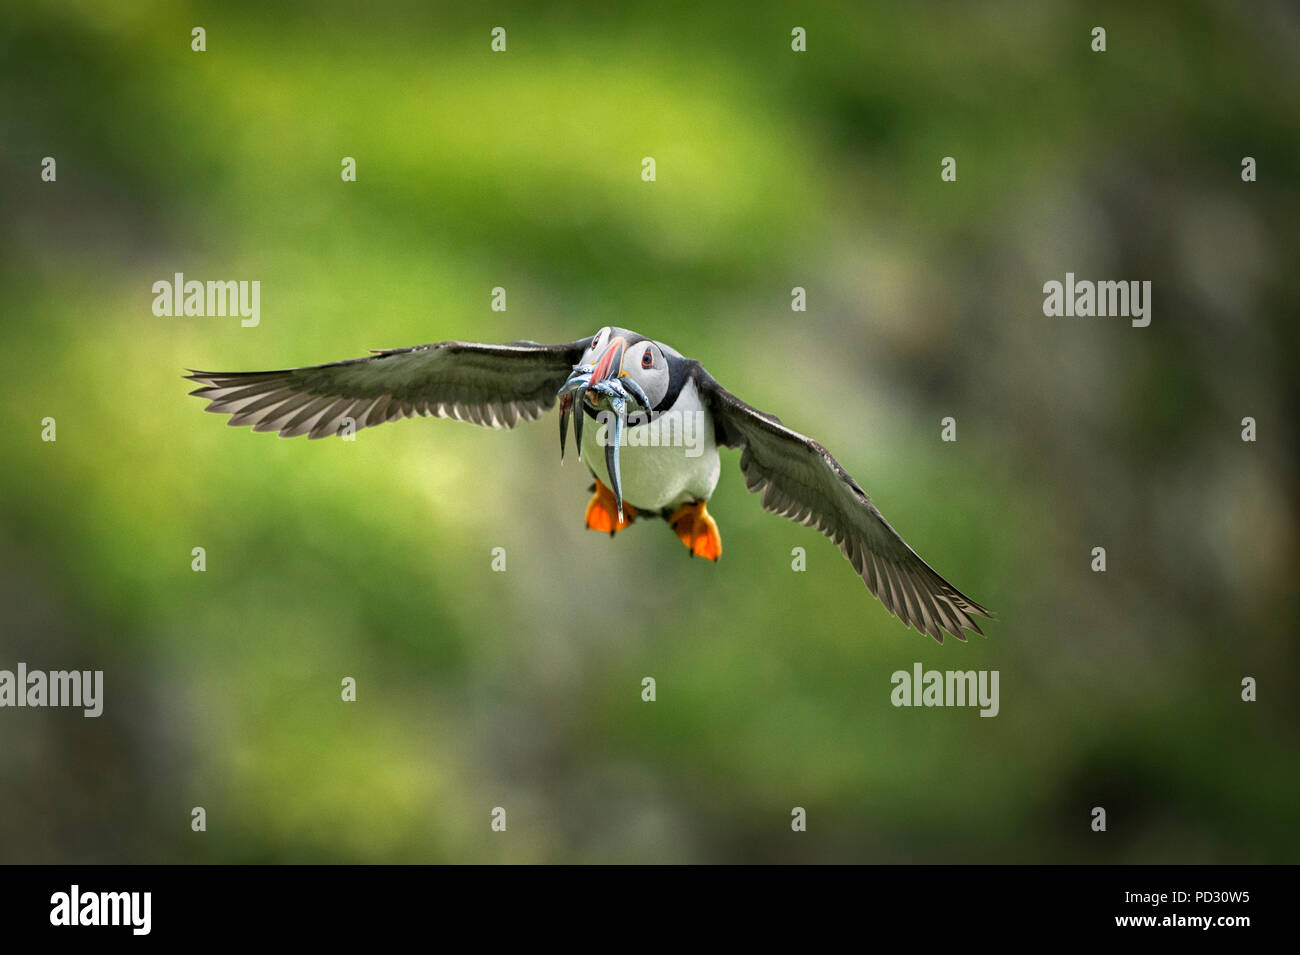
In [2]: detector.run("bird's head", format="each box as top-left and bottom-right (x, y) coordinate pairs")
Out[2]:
(560, 326), (670, 413)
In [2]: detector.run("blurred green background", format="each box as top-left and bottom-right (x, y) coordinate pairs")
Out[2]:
(1, 0), (1297, 863)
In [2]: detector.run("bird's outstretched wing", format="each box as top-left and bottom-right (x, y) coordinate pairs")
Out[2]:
(691, 362), (990, 643)
(186, 338), (591, 439)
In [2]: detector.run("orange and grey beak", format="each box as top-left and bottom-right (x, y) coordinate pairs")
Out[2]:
(588, 336), (627, 386)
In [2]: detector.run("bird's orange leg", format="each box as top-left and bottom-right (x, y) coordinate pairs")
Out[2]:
(584, 479), (637, 537)
(668, 501), (722, 561)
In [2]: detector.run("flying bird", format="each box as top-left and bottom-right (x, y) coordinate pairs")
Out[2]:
(186, 327), (990, 642)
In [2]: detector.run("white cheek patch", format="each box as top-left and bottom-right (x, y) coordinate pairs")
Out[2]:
(642, 366), (669, 409)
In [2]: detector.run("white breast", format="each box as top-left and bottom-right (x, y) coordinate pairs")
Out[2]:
(578, 377), (721, 512)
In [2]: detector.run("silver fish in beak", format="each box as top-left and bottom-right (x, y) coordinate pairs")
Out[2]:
(589, 379), (631, 520)
(557, 361), (596, 460)
(556, 337), (652, 519)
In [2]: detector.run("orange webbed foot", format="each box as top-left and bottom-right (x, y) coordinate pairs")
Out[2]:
(668, 501), (722, 561)
(584, 479), (637, 536)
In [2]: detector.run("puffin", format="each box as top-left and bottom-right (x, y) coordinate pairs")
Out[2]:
(186, 326), (990, 642)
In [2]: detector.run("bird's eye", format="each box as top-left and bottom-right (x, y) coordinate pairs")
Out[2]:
(641, 350), (654, 369)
